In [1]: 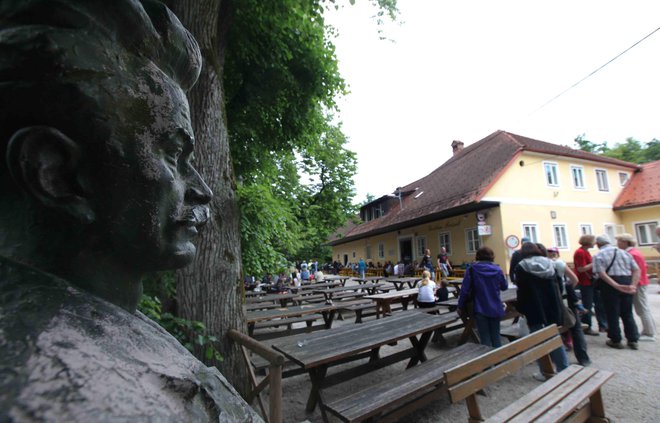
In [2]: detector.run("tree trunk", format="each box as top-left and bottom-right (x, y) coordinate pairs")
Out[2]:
(164, 0), (248, 395)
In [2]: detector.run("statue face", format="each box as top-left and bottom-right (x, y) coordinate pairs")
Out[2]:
(90, 65), (212, 271)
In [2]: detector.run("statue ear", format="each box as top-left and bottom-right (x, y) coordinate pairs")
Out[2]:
(6, 126), (96, 224)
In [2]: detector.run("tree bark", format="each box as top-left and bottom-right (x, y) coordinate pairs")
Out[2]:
(164, 0), (248, 395)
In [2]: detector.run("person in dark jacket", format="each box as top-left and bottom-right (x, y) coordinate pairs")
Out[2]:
(515, 242), (569, 373)
(457, 247), (508, 347)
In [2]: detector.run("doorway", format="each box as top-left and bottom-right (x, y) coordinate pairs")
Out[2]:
(398, 238), (412, 264)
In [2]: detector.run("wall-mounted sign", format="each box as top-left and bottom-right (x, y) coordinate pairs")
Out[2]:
(478, 225), (492, 236)
(505, 235), (520, 249)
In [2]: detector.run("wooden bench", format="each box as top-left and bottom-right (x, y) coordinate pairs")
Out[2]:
(323, 342), (492, 423)
(252, 314), (323, 340)
(444, 325), (614, 422)
(340, 301), (404, 323)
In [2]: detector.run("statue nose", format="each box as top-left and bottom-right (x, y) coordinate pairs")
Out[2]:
(185, 168), (213, 204)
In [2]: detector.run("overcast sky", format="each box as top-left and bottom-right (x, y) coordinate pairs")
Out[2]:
(325, 1), (660, 203)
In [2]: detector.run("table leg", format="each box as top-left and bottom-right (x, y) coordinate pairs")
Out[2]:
(306, 366), (328, 412)
(248, 323), (255, 337)
(383, 300), (392, 316)
(407, 331), (432, 368)
(458, 316), (479, 344)
(322, 310), (336, 329)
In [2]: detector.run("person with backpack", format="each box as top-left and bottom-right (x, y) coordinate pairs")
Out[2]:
(419, 249), (435, 281)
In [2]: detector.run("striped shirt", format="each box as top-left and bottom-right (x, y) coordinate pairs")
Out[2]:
(592, 245), (639, 276)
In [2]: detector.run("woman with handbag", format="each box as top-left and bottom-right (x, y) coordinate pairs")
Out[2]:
(515, 242), (570, 375)
(548, 247), (591, 366)
(457, 247), (508, 347)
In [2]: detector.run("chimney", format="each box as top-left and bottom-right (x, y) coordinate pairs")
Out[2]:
(451, 140), (464, 155)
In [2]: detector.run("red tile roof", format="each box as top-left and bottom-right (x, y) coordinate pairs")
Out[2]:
(613, 160), (660, 210)
(331, 130), (638, 245)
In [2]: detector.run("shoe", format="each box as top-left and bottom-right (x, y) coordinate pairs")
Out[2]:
(532, 373), (547, 382)
(598, 327), (608, 333)
(583, 328), (600, 336)
(627, 342), (639, 350)
(578, 360), (592, 367)
(638, 335), (656, 342)
(606, 340), (624, 349)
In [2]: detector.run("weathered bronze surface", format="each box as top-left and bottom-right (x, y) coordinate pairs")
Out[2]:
(0, 1), (260, 420)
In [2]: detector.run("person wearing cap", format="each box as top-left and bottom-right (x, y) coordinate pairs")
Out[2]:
(508, 236), (529, 283)
(593, 234), (640, 350)
(616, 233), (656, 341)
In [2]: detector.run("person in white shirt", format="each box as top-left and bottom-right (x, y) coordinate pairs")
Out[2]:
(417, 270), (437, 308)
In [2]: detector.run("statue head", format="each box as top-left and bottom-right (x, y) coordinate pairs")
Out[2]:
(0, 0), (212, 310)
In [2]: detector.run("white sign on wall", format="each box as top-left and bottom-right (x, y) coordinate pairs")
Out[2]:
(478, 225), (492, 236)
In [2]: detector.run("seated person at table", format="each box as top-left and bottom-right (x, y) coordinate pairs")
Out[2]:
(269, 274), (290, 293)
(457, 247), (508, 348)
(417, 270), (437, 308)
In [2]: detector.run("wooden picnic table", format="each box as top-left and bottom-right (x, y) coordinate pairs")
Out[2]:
(292, 281), (342, 292)
(320, 275), (352, 286)
(352, 276), (385, 284)
(437, 287), (519, 344)
(246, 303), (341, 336)
(269, 311), (460, 415)
(245, 292), (299, 305)
(364, 287), (419, 318)
(445, 278), (463, 296)
(312, 283), (382, 302)
(385, 277), (420, 291)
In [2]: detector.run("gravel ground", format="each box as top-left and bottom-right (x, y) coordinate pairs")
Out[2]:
(269, 282), (660, 423)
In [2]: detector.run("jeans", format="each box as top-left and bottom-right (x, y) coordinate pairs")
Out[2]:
(600, 278), (639, 344)
(529, 323), (569, 372)
(568, 308), (590, 365)
(475, 313), (502, 348)
(579, 285), (608, 331)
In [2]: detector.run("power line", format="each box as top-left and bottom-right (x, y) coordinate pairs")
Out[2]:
(529, 25), (660, 116)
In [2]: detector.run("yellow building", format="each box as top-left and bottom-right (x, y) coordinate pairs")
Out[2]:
(329, 131), (659, 274)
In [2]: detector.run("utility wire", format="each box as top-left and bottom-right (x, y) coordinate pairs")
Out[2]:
(530, 25), (660, 116)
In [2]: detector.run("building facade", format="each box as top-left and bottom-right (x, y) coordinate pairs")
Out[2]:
(330, 131), (659, 274)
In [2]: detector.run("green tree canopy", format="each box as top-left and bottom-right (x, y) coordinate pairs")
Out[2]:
(574, 134), (660, 164)
(224, 0), (396, 275)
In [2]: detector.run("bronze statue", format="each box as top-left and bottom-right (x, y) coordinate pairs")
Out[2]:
(0, 0), (260, 420)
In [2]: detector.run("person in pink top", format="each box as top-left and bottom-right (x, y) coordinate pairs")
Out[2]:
(616, 233), (656, 341)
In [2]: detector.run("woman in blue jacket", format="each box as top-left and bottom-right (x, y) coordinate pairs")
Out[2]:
(457, 246), (508, 347)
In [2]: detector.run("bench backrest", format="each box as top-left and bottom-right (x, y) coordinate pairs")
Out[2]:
(444, 325), (562, 420)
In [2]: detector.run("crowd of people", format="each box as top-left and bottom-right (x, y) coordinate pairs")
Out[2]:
(452, 231), (657, 382)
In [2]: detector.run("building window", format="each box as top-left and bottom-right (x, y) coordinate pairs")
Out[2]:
(522, 224), (539, 243)
(579, 224), (593, 235)
(553, 224), (569, 249)
(439, 232), (452, 255)
(466, 228), (480, 253)
(378, 243), (385, 259)
(603, 224), (624, 243)
(352, 251), (356, 258)
(366, 245), (372, 260)
(635, 222), (658, 245)
(415, 236), (426, 258)
(595, 169), (609, 192)
(570, 165), (585, 189)
(544, 162), (559, 186)
(618, 172), (629, 186)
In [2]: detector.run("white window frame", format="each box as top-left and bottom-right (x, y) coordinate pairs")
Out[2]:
(579, 224), (593, 235)
(634, 221), (658, 246)
(618, 172), (629, 186)
(522, 223), (539, 243)
(366, 245), (372, 260)
(415, 236), (427, 258)
(438, 232), (452, 255)
(377, 242), (385, 259)
(543, 161), (560, 187)
(553, 224), (569, 249)
(603, 223), (624, 243)
(595, 168), (610, 192)
(570, 165), (586, 190)
(465, 228), (480, 254)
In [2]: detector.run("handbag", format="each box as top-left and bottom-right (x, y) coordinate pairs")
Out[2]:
(561, 302), (577, 329)
(594, 249), (618, 290)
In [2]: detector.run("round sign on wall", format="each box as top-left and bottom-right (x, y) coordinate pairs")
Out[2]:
(505, 235), (520, 249)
